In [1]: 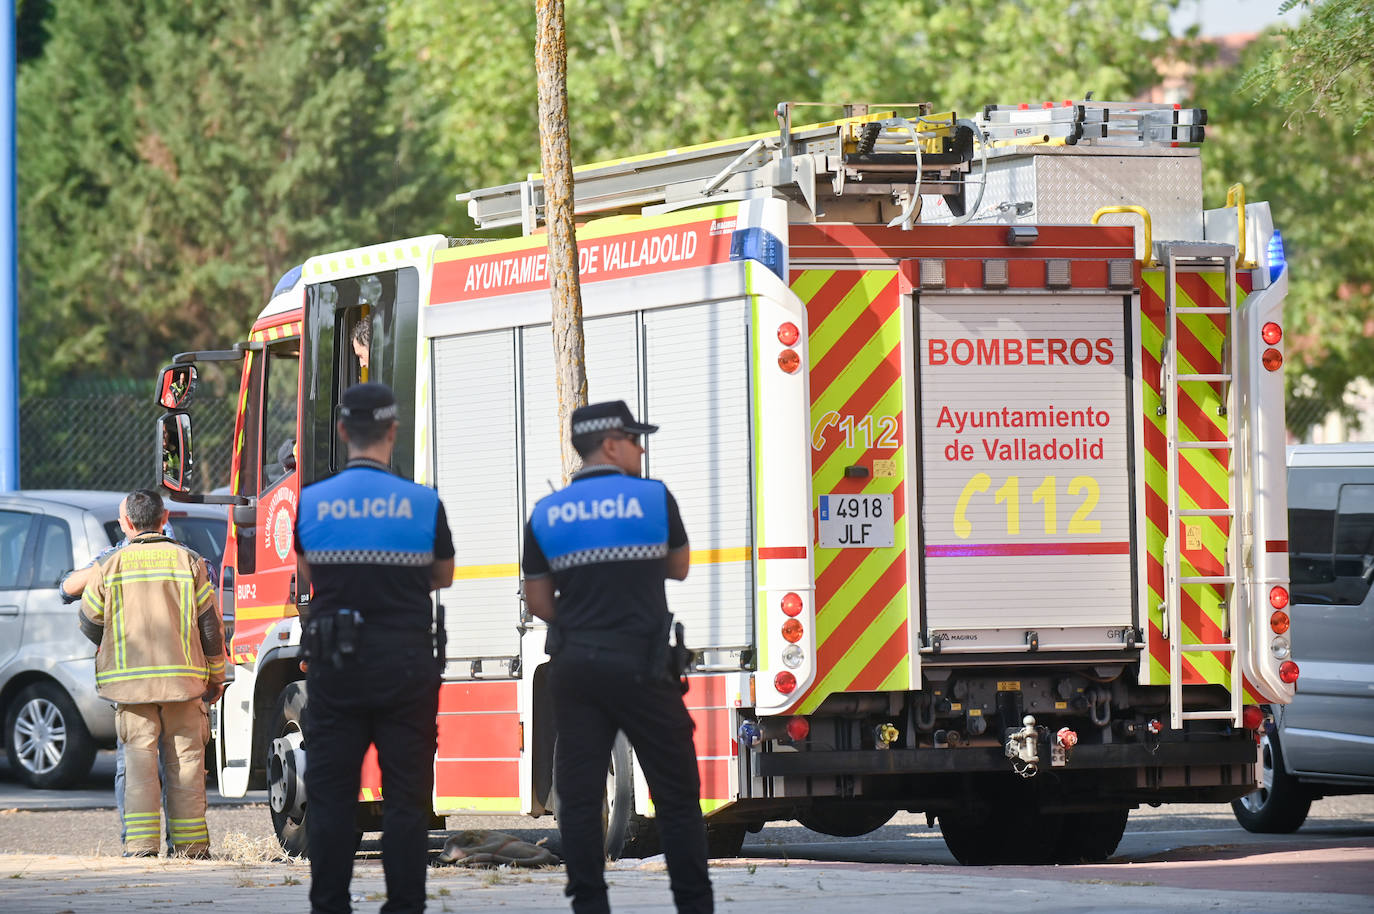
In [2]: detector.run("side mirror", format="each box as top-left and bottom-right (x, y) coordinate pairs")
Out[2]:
(158, 413), (195, 494)
(156, 364), (198, 410)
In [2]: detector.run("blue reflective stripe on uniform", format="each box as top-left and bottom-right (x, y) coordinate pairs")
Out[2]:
(530, 474), (669, 567)
(297, 466), (440, 565)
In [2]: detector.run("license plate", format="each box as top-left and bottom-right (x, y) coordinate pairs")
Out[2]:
(818, 494), (894, 548)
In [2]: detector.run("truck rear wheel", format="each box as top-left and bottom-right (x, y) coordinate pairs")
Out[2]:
(1231, 728), (1311, 833)
(796, 800), (898, 838)
(1053, 808), (1129, 863)
(267, 681), (310, 857)
(938, 807), (1063, 865)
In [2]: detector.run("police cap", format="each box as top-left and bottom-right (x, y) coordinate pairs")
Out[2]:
(339, 382), (399, 424)
(570, 400), (658, 447)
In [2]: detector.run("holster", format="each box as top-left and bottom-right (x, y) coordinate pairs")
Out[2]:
(304, 609), (362, 670)
(654, 615), (694, 694)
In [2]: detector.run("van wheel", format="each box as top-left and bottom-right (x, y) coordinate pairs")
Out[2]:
(1231, 728), (1311, 833)
(267, 681), (310, 857)
(4, 682), (97, 789)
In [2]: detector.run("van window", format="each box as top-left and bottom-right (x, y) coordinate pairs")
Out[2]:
(1289, 467), (1374, 606)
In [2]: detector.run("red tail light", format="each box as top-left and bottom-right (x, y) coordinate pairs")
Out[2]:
(778, 349), (800, 373)
(1261, 322), (1282, 345)
(1270, 610), (1290, 634)
(785, 716), (810, 741)
(1262, 348), (1283, 371)
(1279, 661), (1300, 684)
(781, 619), (804, 643)
(774, 671), (797, 694)
(1242, 705), (1264, 730)
(777, 322), (800, 346)
(780, 592), (803, 617)
(1269, 586), (1289, 609)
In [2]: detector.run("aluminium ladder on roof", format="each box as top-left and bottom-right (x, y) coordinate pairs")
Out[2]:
(1156, 242), (1244, 730)
(458, 104), (975, 232)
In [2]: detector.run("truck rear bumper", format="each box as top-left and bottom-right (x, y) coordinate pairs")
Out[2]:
(752, 737), (1256, 777)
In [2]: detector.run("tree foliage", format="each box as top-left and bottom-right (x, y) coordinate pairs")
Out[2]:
(388, 0), (1181, 218)
(1192, 8), (1374, 425)
(17, 0), (448, 395)
(1242, 0), (1374, 133)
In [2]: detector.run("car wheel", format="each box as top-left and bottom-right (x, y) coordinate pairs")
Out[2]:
(1231, 727), (1311, 834)
(4, 682), (98, 789)
(267, 681), (310, 857)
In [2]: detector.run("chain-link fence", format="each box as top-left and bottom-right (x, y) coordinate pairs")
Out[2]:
(20, 379), (238, 494)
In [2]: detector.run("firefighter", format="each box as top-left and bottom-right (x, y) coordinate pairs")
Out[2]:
(79, 489), (225, 858)
(62, 513), (190, 854)
(293, 381), (455, 914)
(522, 400), (712, 914)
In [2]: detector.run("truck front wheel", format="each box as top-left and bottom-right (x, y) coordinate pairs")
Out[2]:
(267, 681), (310, 857)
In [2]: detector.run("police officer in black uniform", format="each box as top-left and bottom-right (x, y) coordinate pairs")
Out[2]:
(294, 382), (455, 914)
(522, 400), (712, 914)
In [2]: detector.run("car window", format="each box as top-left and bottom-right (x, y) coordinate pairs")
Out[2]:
(0, 510), (34, 589)
(32, 517), (73, 589)
(169, 517), (228, 568)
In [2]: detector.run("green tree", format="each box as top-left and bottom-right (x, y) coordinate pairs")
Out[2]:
(1243, 0), (1373, 133)
(389, 0), (1182, 223)
(1193, 10), (1374, 429)
(17, 0), (449, 396)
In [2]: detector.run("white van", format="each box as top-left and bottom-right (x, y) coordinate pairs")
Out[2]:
(1233, 443), (1374, 831)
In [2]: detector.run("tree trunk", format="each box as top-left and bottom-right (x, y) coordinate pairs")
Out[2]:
(535, 0), (587, 482)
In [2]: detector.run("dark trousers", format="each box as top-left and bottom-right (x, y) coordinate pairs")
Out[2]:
(550, 652), (712, 914)
(305, 644), (440, 914)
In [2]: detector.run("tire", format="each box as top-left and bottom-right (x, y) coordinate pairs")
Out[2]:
(939, 806), (1063, 865)
(4, 682), (97, 789)
(1053, 808), (1130, 863)
(267, 681), (310, 857)
(550, 731), (638, 860)
(1231, 728), (1311, 834)
(796, 800), (898, 838)
(705, 823), (746, 858)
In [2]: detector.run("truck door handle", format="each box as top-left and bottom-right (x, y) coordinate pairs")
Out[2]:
(0, 605), (19, 616)
(288, 573), (297, 604)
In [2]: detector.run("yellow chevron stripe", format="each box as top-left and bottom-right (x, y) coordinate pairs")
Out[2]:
(808, 273), (893, 363)
(799, 584), (908, 714)
(788, 269), (833, 307)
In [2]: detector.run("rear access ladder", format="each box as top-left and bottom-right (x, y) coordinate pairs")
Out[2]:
(1157, 241), (1244, 729)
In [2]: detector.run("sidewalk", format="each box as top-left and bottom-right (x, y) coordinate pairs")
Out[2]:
(2, 849), (1371, 913)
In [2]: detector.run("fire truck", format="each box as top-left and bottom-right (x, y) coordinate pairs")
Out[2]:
(154, 100), (1296, 865)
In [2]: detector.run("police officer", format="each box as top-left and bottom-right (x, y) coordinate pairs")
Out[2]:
(294, 382), (455, 914)
(522, 400), (712, 914)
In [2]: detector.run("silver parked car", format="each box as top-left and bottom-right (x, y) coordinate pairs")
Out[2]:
(0, 490), (227, 788)
(1232, 443), (1374, 831)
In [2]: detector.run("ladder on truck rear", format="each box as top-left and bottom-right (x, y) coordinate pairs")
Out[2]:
(1157, 242), (1244, 729)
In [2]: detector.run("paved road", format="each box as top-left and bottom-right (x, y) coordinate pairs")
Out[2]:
(0, 750), (267, 810)
(3, 751), (1370, 910)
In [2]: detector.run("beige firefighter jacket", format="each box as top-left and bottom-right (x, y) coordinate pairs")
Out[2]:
(81, 532), (226, 703)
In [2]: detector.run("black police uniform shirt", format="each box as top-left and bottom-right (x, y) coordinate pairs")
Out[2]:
(522, 465), (687, 639)
(294, 458), (455, 631)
